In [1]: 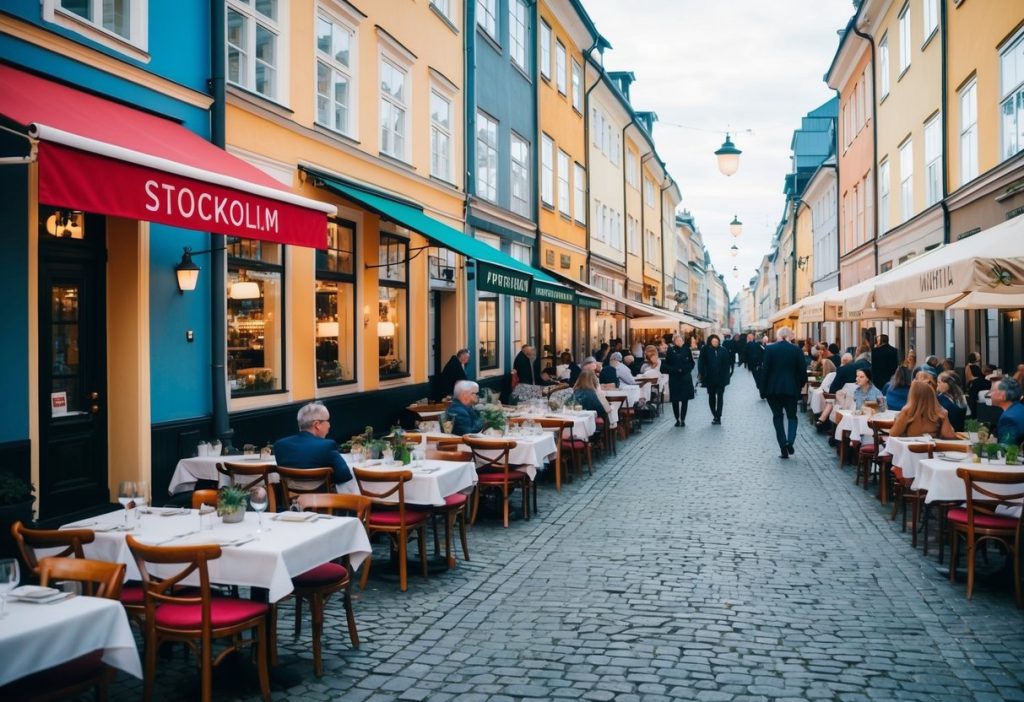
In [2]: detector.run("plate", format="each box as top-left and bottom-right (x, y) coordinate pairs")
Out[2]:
(939, 452), (969, 462)
(10, 585), (60, 600)
(273, 511), (318, 522)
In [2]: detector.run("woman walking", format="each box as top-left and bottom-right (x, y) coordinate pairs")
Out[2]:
(698, 334), (733, 425)
(664, 334), (695, 427)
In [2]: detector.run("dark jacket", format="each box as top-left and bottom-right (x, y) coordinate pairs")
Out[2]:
(698, 344), (732, 388)
(446, 400), (484, 436)
(572, 388), (609, 423)
(745, 341), (764, 368)
(434, 354), (468, 400)
(872, 343), (899, 390)
(996, 402), (1024, 445)
(938, 394), (967, 432)
(566, 361), (582, 386)
(274, 431), (352, 485)
(663, 344), (695, 401)
(759, 340), (807, 398)
(825, 358), (870, 394)
(598, 364), (619, 387)
(513, 351), (537, 385)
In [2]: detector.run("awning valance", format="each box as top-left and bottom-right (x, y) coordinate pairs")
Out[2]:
(0, 64), (333, 247)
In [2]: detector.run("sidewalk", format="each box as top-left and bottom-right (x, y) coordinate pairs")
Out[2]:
(110, 369), (1024, 701)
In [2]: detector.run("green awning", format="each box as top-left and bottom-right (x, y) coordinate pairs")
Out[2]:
(308, 171), (574, 300)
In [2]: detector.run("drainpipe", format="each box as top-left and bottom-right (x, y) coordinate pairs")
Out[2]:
(939, 0), (950, 245)
(639, 150), (650, 301)
(464, 0), (481, 371)
(583, 39), (606, 284)
(659, 178), (671, 309)
(851, 21), (878, 277)
(209, 0), (233, 451)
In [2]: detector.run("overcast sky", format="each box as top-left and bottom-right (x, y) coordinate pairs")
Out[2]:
(582, 0), (856, 299)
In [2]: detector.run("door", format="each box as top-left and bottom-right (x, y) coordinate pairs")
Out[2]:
(39, 217), (107, 520)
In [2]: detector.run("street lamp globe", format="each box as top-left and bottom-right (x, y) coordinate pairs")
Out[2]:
(729, 215), (743, 237)
(732, 266), (739, 278)
(715, 134), (742, 176)
(730, 244), (739, 257)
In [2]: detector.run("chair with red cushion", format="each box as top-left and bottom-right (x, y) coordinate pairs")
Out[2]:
(353, 468), (430, 592)
(463, 436), (531, 528)
(533, 417), (573, 492)
(0, 557), (126, 702)
(867, 419), (895, 503)
(126, 535), (271, 702)
(949, 468), (1024, 607)
(424, 448), (473, 566)
(284, 493), (370, 676)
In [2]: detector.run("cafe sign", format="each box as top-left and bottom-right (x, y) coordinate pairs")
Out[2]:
(476, 260), (532, 296)
(532, 280), (576, 304)
(575, 294), (602, 309)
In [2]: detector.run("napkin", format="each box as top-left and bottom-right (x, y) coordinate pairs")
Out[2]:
(9, 586), (72, 604)
(273, 511), (318, 522)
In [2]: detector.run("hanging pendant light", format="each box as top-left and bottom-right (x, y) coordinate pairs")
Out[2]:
(729, 215), (743, 237)
(715, 134), (742, 176)
(730, 244), (739, 257)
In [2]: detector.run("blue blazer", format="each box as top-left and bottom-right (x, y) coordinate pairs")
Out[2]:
(759, 340), (807, 398)
(273, 431), (352, 484)
(996, 402), (1024, 445)
(446, 401), (484, 436)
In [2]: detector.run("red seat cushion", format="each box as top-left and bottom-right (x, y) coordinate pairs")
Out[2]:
(121, 583), (144, 606)
(367, 508), (430, 527)
(154, 597), (268, 630)
(561, 439), (587, 449)
(859, 444), (876, 455)
(443, 492), (468, 507)
(595, 418), (606, 427)
(477, 470), (528, 483)
(947, 507), (1019, 530)
(292, 562), (349, 586)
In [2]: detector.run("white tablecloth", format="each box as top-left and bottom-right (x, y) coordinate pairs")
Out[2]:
(914, 458), (1024, 504)
(808, 387), (826, 414)
(59, 509), (371, 603)
(510, 410), (598, 440)
(882, 437), (972, 479)
(0, 596), (142, 686)
(470, 433), (557, 481)
(612, 383), (646, 405)
(168, 455), (277, 495)
(344, 459), (476, 506)
(834, 410), (897, 442)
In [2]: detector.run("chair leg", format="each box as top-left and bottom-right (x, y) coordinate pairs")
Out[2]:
(343, 587), (360, 647)
(432, 513), (441, 557)
(294, 597), (302, 638)
(910, 498), (919, 547)
(949, 528), (959, 582)
(418, 524), (428, 578)
(522, 481), (529, 522)
(398, 530), (409, 592)
(444, 510), (455, 567)
(965, 540), (976, 600)
(457, 509), (470, 561)
(358, 553), (372, 590)
(923, 504), (931, 556)
(502, 485), (510, 528)
(200, 633), (213, 702)
(143, 632), (158, 702)
(470, 486), (481, 525)
(585, 445), (593, 475)
(267, 603), (279, 668)
(311, 594), (324, 677)
(256, 621), (271, 702)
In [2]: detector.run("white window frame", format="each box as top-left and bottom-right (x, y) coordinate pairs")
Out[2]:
(555, 40), (567, 95)
(627, 214), (638, 254)
(476, 111), (499, 202)
(959, 78), (978, 185)
(899, 138), (914, 223)
(315, 6), (358, 138)
(477, 0), (497, 40)
(625, 150), (639, 188)
(510, 132), (531, 217)
(557, 149), (570, 216)
(227, 0), (286, 103)
(1000, 30), (1024, 162)
(644, 177), (655, 207)
(541, 134), (555, 207)
(379, 56), (410, 161)
(430, 0), (453, 23)
(924, 113), (942, 206)
(922, 0), (938, 44)
(879, 33), (890, 98)
(573, 163), (586, 224)
(898, 5), (911, 75)
(45, 0), (149, 55)
(540, 20), (552, 80)
(879, 158), (890, 234)
(510, 0), (528, 70)
(571, 59), (583, 112)
(430, 89), (453, 182)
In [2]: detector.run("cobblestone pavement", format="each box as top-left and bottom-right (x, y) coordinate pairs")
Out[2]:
(106, 369), (1024, 701)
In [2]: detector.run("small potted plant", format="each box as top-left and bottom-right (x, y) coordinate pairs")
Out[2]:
(965, 418), (980, 442)
(217, 485), (248, 523)
(985, 442), (1001, 463)
(480, 404), (507, 435)
(1005, 444), (1020, 465)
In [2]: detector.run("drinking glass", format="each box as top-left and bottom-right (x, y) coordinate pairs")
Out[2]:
(382, 447), (395, 465)
(133, 481), (149, 524)
(243, 444), (257, 456)
(0, 559), (20, 618)
(249, 486), (269, 536)
(117, 481), (136, 525)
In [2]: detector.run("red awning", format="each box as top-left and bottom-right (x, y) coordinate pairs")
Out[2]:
(0, 64), (333, 248)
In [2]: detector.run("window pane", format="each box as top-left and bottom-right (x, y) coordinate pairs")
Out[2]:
(255, 0), (276, 21)
(255, 24), (276, 97)
(540, 22), (551, 79)
(61, 0), (90, 21)
(228, 266), (283, 396)
(315, 280), (355, 386)
(478, 294), (499, 370)
(556, 42), (567, 93)
(316, 17), (332, 54)
(227, 9), (247, 86)
(333, 23), (350, 65)
(317, 219), (355, 275)
(378, 235), (408, 283)
(102, 0), (130, 38)
(378, 286), (407, 377)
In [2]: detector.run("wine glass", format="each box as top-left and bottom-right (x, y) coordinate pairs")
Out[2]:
(0, 558), (20, 618)
(133, 480), (149, 514)
(249, 486), (269, 536)
(117, 481), (136, 526)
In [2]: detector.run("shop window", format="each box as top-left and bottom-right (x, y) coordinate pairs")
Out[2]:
(227, 238), (284, 397)
(478, 292), (499, 370)
(378, 234), (408, 379)
(315, 219), (356, 387)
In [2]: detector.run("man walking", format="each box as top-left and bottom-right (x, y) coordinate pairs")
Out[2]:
(698, 334), (732, 424)
(760, 327), (807, 459)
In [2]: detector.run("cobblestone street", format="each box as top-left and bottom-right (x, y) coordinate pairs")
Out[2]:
(112, 370), (1024, 701)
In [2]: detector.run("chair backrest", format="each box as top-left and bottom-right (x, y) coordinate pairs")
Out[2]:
(217, 461), (278, 512)
(462, 436), (517, 474)
(955, 468), (1024, 527)
(425, 448), (473, 462)
(907, 443), (937, 459)
(38, 556), (126, 599)
(408, 402), (449, 416)
(297, 493), (371, 524)
(191, 489), (220, 510)
(126, 534), (221, 619)
(869, 419), (893, 447)
(276, 466), (335, 507)
(352, 468), (414, 525)
(11, 521), (96, 576)
(533, 416), (575, 443)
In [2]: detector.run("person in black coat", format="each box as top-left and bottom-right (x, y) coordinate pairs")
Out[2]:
(824, 355), (871, 394)
(871, 335), (899, 391)
(745, 333), (765, 386)
(759, 328), (808, 458)
(664, 334), (696, 427)
(434, 349), (470, 400)
(698, 334), (733, 424)
(512, 345), (538, 385)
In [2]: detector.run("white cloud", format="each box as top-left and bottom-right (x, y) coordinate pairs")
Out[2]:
(583, 0), (853, 296)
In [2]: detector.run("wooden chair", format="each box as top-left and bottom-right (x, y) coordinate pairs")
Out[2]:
(191, 490), (220, 510)
(868, 419), (895, 503)
(606, 394), (630, 440)
(276, 466), (335, 510)
(286, 493), (370, 676)
(353, 468), (430, 592)
(462, 436), (531, 529)
(424, 448), (473, 566)
(949, 468), (1024, 607)
(126, 535), (271, 702)
(0, 557), (126, 702)
(857, 419), (893, 493)
(903, 442), (968, 557)
(532, 417), (573, 491)
(10, 521), (94, 577)
(216, 461), (278, 512)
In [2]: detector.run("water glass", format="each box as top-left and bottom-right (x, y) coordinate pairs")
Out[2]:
(117, 481), (135, 525)
(0, 559), (19, 617)
(382, 447), (395, 465)
(249, 486), (269, 535)
(243, 444), (257, 456)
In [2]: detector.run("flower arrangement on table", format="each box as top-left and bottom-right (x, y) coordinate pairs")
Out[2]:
(388, 426), (412, 465)
(342, 426), (388, 460)
(217, 485), (248, 522)
(478, 404), (507, 434)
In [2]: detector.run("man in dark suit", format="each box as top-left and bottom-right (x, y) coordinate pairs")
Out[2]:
(992, 377), (1024, 445)
(825, 353), (870, 394)
(760, 327), (808, 459)
(434, 349), (470, 400)
(274, 402), (352, 485)
(872, 334), (899, 390)
(513, 344), (538, 385)
(446, 380), (485, 436)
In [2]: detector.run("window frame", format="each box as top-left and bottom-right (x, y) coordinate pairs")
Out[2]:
(539, 20), (552, 80)
(557, 149), (571, 217)
(226, 0), (285, 103)
(879, 33), (890, 98)
(573, 162), (586, 224)
(1000, 29), (1024, 162)
(510, 131), (531, 218)
(878, 158), (890, 234)
(555, 40), (567, 95)
(314, 6), (358, 138)
(45, 0), (149, 55)
(378, 233), (410, 380)
(921, 0), (938, 45)
(959, 78), (978, 185)
(477, 0), (497, 40)
(924, 112), (942, 206)
(509, 0), (528, 71)
(477, 292), (500, 371)
(899, 137), (914, 223)
(476, 110), (499, 202)
(315, 218), (358, 389)
(541, 133), (555, 207)
(571, 59), (583, 112)
(430, 88), (454, 183)
(379, 56), (410, 162)
(898, 4), (911, 76)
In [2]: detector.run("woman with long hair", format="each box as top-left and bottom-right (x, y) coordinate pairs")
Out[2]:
(572, 368), (610, 423)
(888, 380), (957, 438)
(884, 366), (913, 412)
(937, 371), (968, 432)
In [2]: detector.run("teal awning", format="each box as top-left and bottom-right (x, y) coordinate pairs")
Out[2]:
(308, 172), (576, 300)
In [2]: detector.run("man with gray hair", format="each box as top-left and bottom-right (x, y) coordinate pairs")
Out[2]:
(992, 377), (1024, 446)
(273, 401), (352, 484)
(435, 348), (471, 400)
(759, 326), (807, 458)
(447, 380), (484, 435)
(601, 352), (637, 388)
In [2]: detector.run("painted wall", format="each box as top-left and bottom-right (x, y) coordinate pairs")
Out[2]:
(834, 47), (875, 251)
(624, 137), (644, 288)
(586, 77), (627, 268)
(0, 142), (29, 441)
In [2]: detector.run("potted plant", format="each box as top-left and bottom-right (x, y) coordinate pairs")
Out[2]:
(480, 405), (507, 434)
(217, 485), (248, 523)
(965, 418), (981, 442)
(0, 473), (35, 559)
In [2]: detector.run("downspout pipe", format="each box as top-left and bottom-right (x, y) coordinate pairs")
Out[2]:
(209, 0), (233, 451)
(582, 40), (607, 284)
(790, 198), (799, 305)
(659, 178), (671, 310)
(851, 20), (878, 277)
(940, 0), (950, 245)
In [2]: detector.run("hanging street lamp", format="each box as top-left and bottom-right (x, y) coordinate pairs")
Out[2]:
(715, 134), (742, 176)
(729, 215), (743, 237)
(730, 243), (739, 257)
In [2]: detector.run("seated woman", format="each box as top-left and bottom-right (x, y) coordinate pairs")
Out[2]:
(914, 370), (937, 390)
(572, 369), (610, 425)
(883, 366), (913, 412)
(888, 380), (957, 439)
(852, 368), (884, 409)
(937, 371), (968, 432)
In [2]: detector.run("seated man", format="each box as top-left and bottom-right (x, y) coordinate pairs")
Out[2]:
(993, 377), (1024, 446)
(447, 380), (485, 436)
(274, 402), (352, 485)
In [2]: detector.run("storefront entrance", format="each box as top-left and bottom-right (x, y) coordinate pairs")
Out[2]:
(38, 211), (108, 519)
